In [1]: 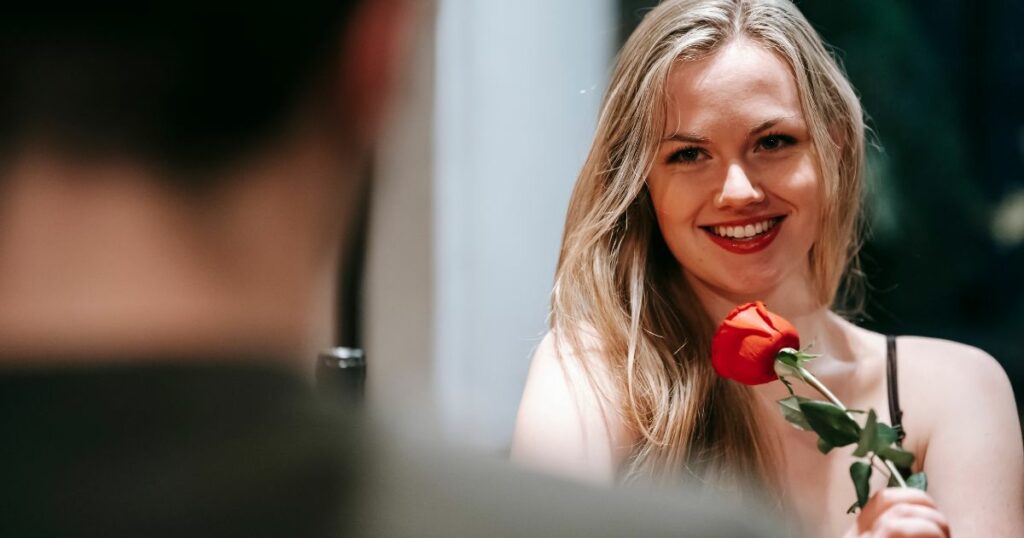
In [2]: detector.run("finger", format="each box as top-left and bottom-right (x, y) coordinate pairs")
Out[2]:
(859, 488), (939, 528)
(874, 504), (951, 538)
(875, 517), (947, 538)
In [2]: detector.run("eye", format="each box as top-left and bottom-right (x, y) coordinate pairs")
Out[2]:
(756, 133), (797, 152)
(667, 146), (708, 164)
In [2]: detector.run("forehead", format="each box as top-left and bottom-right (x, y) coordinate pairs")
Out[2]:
(662, 38), (803, 134)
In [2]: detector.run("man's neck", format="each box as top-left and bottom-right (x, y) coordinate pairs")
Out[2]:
(0, 153), (321, 369)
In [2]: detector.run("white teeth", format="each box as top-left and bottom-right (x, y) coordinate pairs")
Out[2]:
(709, 218), (778, 239)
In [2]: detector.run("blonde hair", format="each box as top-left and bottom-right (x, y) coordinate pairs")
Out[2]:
(551, 0), (865, 495)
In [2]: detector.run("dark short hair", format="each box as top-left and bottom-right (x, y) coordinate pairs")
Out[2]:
(0, 4), (358, 186)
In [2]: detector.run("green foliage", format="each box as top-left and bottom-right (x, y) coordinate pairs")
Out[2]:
(850, 461), (872, 510)
(776, 394), (924, 513)
(776, 348), (800, 368)
(852, 409), (879, 457)
(907, 472), (928, 491)
(877, 445), (915, 469)
(853, 410), (899, 457)
(778, 395), (812, 431)
(799, 400), (861, 448)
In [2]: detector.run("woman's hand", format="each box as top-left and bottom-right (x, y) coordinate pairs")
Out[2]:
(843, 488), (950, 538)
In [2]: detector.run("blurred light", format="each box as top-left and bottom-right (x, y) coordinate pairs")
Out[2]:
(992, 188), (1024, 248)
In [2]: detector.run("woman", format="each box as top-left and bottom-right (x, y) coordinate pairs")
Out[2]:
(511, 1), (1023, 536)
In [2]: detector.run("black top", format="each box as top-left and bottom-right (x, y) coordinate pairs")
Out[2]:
(886, 335), (915, 479)
(886, 334), (906, 447)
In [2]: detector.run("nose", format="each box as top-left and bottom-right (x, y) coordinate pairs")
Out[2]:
(715, 163), (765, 209)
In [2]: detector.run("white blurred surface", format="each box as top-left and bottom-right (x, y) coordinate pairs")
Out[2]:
(433, 0), (615, 451)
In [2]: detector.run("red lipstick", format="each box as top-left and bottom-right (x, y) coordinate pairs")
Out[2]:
(701, 216), (785, 255)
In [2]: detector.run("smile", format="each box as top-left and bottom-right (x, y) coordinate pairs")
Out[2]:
(700, 216), (786, 254)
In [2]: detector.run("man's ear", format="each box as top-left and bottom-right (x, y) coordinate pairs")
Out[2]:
(336, 0), (417, 148)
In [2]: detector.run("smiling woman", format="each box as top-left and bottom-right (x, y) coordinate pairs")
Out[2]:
(510, 1), (1023, 537)
(647, 38), (821, 298)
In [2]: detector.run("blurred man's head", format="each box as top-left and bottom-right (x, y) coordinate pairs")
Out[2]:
(0, 2), (412, 364)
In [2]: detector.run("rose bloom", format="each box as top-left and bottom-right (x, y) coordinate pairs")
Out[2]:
(711, 301), (799, 385)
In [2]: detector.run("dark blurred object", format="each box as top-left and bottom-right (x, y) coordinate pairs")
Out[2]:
(0, 364), (360, 538)
(316, 347), (366, 405)
(334, 164), (373, 365)
(0, 4), (355, 184)
(326, 162), (371, 406)
(796, 0), (1024, 418)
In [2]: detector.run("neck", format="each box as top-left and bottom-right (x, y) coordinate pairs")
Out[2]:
(685, 262), (854, 360)
(0, 151), (336, 369)
(688, 263), (819, 320)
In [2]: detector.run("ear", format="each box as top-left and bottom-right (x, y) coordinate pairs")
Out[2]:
(336, 0), (417, 148)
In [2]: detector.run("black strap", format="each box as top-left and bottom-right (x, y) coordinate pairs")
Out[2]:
(886, 335), (906, 446)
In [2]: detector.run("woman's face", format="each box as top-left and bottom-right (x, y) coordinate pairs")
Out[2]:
(646, 37), (821, 302)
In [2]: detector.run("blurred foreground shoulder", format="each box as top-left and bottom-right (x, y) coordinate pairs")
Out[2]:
(365, 429), (791, 537)
(511, 330), (636, 485)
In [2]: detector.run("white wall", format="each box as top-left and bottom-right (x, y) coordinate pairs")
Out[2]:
(433, 0), (616, 451)
(365, 7), (437, 427)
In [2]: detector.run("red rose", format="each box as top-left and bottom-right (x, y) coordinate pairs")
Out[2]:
(711, 301), (800, 385)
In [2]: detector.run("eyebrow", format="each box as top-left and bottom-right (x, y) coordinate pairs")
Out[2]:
(661, 115), (799, 143)
(661, 132), (710, 144)
(749, 116), (795, 136)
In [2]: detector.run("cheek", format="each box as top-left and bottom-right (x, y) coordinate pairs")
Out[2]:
(796, 160), (821, 201)
(770, 152), (819, 199)
(783, 158), (822, 242)
(647, 176), (703, 228)
(646, 178), (707, 267)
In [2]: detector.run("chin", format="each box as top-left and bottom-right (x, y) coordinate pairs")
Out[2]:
(686, 267), (781, 301)
(719, 280), (781, 301)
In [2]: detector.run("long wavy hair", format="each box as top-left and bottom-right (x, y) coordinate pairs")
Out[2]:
(551, 0), (865, 496)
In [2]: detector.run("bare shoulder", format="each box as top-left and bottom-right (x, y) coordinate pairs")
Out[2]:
(517, 329), (618, 411)
(894, 337), (1023, 533)
(896, 335), (1014, 403)
(525, 329), (614, 389)
(894, 335), (1020, 459)
(511, 329), (636, 484)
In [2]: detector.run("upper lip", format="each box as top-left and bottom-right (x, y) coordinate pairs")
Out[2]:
(699, 214), (787, 228)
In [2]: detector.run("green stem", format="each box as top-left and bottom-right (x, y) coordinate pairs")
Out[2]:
(796, 366), (845, 410)
(795, 366), (909, 488)
(884, 459), (909, 488)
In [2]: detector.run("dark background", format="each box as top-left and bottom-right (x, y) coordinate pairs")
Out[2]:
(619, 0), (1024, 416)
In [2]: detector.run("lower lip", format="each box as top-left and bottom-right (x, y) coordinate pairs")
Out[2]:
(703, 220), (783, 254)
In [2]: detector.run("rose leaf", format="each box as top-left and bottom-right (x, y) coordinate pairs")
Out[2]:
(907, 472), (928, 491)
(778, 395), (812, 431)
(853, 409), (878, 457)
(799, 400), (861, 447)
(874, 423), (899, 448)
(877, 445), (915, 469)
(850, 461), (872, 509)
